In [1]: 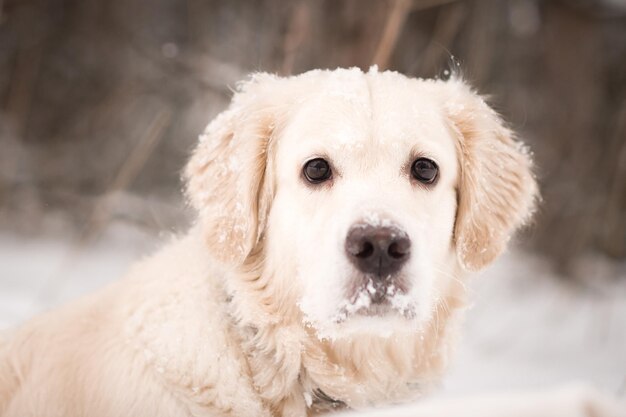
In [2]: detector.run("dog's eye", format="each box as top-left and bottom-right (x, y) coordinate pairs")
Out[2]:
(303, 158), (332, 184)
(411, 158), (438, 184)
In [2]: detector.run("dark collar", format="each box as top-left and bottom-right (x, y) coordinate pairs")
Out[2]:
(311, 388), (347, 412)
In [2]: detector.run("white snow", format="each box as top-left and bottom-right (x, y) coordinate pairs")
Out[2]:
(0, 221), (160, 329)
(1, 222), (624, 396)
(441, 251), (626, 397)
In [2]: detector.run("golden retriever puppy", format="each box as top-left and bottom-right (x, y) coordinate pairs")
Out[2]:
(0, 67), (540, 417)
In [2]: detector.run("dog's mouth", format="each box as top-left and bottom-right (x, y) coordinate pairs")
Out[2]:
(332, 277), (415, 323)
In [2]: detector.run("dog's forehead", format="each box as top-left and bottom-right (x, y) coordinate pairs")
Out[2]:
(280, 73), (456, 164)
(368, 76), (451, 145)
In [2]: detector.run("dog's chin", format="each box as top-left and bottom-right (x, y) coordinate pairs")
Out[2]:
(316, 310), (421, 340)
(303, 294), (422, 340)
(333, 294), (416, 321)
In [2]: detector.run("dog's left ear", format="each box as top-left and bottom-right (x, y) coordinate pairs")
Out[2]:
(184, 73), (283, 266)
(442, 79), (539, 271)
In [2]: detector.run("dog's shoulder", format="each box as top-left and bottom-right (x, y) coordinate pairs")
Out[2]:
(122, 230), (236, 375)
(1, 231), (269, 417)
(118, 230), (269, 416)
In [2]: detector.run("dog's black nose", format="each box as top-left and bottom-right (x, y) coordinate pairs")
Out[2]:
(345, 223), (411, 278)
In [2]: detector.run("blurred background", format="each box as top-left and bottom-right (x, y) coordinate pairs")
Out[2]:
(1, 0), (625, 398)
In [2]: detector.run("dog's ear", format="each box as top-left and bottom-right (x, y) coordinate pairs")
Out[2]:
(184, 73), (282, 266)
(442, 79), (539, 271)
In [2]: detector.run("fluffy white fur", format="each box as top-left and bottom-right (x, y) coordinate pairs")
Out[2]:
(0, 68), (542, 417)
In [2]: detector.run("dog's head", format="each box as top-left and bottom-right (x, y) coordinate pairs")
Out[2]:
(185, 68), (538, 339)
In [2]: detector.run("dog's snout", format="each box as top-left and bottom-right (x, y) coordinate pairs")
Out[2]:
(345, 224), (411, 278)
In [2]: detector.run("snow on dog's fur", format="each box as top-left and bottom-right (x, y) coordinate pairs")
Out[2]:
(0, 68), (538, 417)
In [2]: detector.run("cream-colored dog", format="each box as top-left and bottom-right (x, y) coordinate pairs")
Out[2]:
(2, 67), (611, 417)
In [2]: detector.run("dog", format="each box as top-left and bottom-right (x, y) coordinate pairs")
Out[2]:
(0, 67), (546, 416)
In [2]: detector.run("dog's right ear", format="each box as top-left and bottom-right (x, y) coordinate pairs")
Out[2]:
(184, 73), (283, 267)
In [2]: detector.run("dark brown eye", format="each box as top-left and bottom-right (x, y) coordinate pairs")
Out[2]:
(303, 158), (332, 184)
(411, 158), (438, 184)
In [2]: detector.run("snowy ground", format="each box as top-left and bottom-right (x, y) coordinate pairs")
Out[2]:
(1, 221), (625, 397)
